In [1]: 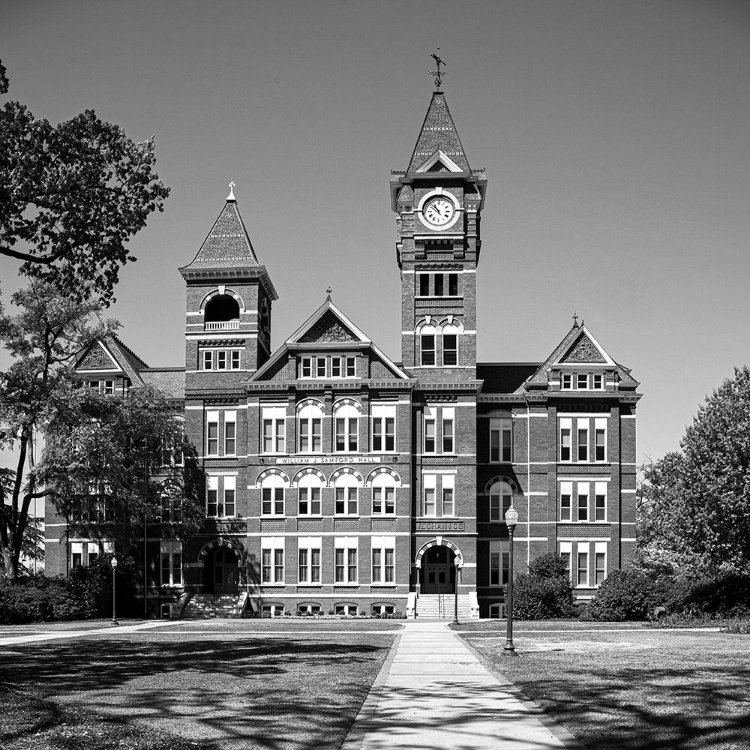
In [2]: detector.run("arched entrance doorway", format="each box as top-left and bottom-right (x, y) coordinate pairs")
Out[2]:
(420, 545), (456, 594)
(204, 545), (239, 595)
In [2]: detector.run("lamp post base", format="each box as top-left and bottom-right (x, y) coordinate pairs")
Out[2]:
(111, 618), (119, 626)
(503, 641), (517, 654)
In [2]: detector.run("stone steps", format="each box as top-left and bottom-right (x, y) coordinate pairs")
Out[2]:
(182, 594), (243, 619)
(417, 594), (472, 620)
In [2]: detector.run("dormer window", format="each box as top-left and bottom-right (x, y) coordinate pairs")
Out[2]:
(299, 356), (356, 379)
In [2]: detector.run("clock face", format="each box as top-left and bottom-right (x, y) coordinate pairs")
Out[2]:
(423, 196), (455, 227)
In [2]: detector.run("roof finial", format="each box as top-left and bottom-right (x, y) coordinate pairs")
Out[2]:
(429, 48), (447, 91)
(326, 286), (332, 301)
(227, 180), (236, 201)
(573, 311), (579, 327)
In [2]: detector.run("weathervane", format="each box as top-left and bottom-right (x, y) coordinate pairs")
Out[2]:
(429, 48), (447, 91)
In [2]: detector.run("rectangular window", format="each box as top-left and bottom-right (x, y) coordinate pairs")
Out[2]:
(595, 482), (607, 522)
(560, 542), (573, 582)
(560, 481), (572, 522)
(316, 357), (327, 378)
(206, 410), (219, 456)
(373, 486), (395, 514)
(224, 411), (236, 456)
(371, 538), (396, 584)
(421, 334), (435, 366)
(298, 485), (321, 515)
(206, 475), (219, 517)
(335, 487), (358, 515)
(561, 373), (572, 389)
(448, 273), (458, 296)
(203, 351), (213, 370)
(442, 474), (455, 517)
(334, 539), (358, 583)
(442, 407), (455, 453)
(298, 539), (322, 584)
(419, 274), (430, 296)
(595, 418), (607, 462)
(372, 405), (396, 452)
(490, 417), (512, 462)
(261, 538), (284, 584)
(423, 473), (436, 517)
(216, 350), (227, 370)
(592, 373), (603, 390)
(443, 334), (458, 366)
(577, 481), (589, 522)
(230, 350), (241, 369)
(489, 541), (509, 586)
(301, 357), (312, 378)
(262, 406), (286, 454)
(346, 357), (356, 377)
(223, 476), (236, 517)
(331, 358), (342, 378)
(577, 373), (588, 389)
(595, 542), (607, 586)
(103, 380), (114, 395)
(424, 408), (436, 454)
(434, 274), (444, 296)
(577, 418), (589, 462)
(160, 541), (182, 586)
(577, 544), (589, 587)
(262, 487), (284, 516)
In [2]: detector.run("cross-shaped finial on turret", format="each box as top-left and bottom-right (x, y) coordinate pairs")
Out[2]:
(227, 180), (236, 201)
(429, 48), (448, 91)
(326, 286), (332, 301)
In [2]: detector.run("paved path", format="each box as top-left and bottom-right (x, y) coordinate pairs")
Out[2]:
(0, 620), (181, 646)
(341, 621), (581, 750)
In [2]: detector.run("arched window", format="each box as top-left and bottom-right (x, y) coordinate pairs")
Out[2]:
(297, 472), (323, 516)
(334, 401), (359, 453)
(420, 324), (437, 366)
(260, 472), (288, 516)
(334, 472), (361, 516)
(489, 480), (513, 523)
(298, 401), (323, 453)
(205, 294), (240, 323)
(442, 323), (459, 366)
(371, 471), (398, 515)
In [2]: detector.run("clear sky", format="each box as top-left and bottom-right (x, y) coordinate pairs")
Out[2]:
(2, 0), (750, 464)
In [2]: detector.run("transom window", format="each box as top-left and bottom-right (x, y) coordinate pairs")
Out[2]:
(334, 473), (360, 515)
(261, 473), (286, 516)
(371, 472), (397, 515)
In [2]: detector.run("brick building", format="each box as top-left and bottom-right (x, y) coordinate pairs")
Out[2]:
(45, 90), (641, 618)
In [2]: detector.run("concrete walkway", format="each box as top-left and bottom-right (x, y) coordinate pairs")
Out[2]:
(341, 620), (581, 750)
(0, 620), (182, 647)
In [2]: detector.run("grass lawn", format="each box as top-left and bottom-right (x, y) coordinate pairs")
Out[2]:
(457, 622), (750, 750)
(0, 620), (398, 749)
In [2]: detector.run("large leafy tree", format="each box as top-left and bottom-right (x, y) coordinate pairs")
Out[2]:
(0, 60), (169, 304)
(0, 282), (202, 579)
(639, 366), (750, 575)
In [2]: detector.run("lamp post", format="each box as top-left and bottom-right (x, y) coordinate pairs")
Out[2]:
(111, 556), (119, 626)
(503, 506), (518, 653)
(453, 561), (459, 624)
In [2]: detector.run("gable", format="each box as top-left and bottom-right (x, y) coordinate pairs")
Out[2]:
(299, 311), (359, 344)
(560, 333), (607, 364)
(77, 341), (121, 372)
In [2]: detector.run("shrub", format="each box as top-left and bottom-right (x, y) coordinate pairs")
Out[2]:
(722, 618), (750, 634)
(589, 569), (656, 621)
(506, 553), (575, 620)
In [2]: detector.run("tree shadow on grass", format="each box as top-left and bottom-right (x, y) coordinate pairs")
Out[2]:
(1, 637), (393, 750)
(503, 663), (750, 750)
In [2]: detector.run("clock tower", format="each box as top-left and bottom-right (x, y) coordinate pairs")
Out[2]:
(390, 90), (486, 381)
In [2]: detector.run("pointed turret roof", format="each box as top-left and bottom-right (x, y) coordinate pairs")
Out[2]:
(407, 92), (471, 174)
(180, 197), (260, 271)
